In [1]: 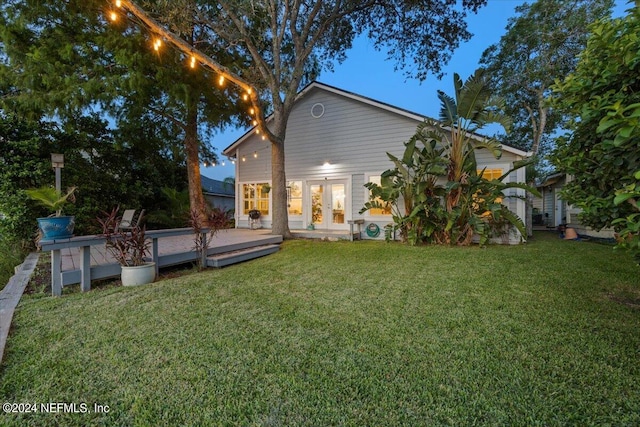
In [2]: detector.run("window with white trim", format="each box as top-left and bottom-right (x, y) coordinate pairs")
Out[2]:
(478, 168), (503, 181)
(287, 181), (303, 216)
(242, 183), (270, 215)
(366, 175), (392, 216)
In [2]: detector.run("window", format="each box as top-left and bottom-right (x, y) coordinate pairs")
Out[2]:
(367, 175), (392, 216)
(287, 181), (303, 216)
(478, 168), (503, 180)
(242, 183), (270, 215)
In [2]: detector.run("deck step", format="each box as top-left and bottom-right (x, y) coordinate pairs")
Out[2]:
(206, 244), (281, 268)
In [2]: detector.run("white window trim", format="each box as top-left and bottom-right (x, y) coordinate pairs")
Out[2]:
(287, 179), (304, 218)
(239, 181), (272, 219)
(364, 172), (392, 218)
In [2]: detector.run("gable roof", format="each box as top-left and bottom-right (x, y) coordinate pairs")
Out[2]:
(222, 81), (530, 157)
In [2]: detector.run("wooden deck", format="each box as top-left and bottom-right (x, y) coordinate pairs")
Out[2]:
(55, 228), (279, 271)
(40, 228), (283, 296)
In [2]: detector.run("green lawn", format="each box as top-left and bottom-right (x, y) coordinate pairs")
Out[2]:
(1, 232), (639, 426)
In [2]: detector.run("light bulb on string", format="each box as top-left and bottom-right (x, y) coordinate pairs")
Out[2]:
(253, 151), (258, 158)
(242, 156), (246, 162)
(190, 55), (196, 69)
(221, 160), (225, 166)
(153, 38), (162, 51)
(109, 11), (118, 21)
(242, 94), (248, 101)
(218, 75), (225, 86)
(115, 0), (122, 7)
(249, 108), (255, 115)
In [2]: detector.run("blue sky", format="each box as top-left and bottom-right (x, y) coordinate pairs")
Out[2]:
(202, 0), (629, 181)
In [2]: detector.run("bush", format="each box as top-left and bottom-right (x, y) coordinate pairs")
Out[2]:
(0, 236), (27, 289)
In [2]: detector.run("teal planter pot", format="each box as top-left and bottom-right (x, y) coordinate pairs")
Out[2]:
(37, 216), (75, 240)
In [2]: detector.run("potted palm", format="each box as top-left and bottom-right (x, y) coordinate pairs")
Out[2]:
(97, 207), (155, 286)
(26, 186), (77, 240)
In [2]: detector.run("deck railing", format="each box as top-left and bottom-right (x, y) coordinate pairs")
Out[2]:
(39, 228), (209, 296)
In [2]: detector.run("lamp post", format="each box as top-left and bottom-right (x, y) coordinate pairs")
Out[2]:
(51, 153), (64, 195)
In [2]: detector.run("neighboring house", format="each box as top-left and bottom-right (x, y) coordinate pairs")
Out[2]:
(534, 172), (568, 228)
(222, 81), (530, 239)
(535, 172), (615, 239)
(200, 176), (235, 212)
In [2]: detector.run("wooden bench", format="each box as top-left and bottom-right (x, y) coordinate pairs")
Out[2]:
(347, 219), (365, 241)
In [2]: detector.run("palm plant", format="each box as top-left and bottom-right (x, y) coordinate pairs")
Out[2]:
(362, 68), (539, 246)
(25, 186), (77, 217)
(424, 69), (513, 244)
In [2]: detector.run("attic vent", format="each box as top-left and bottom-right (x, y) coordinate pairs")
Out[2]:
(311, 103), (325, 118)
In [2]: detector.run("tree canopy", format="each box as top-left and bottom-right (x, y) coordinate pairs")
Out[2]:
(0, 0), (245, 220)
(479, 0), (613, 158)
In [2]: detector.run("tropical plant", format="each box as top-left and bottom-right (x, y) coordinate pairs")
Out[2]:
(363, 125), (447, 244)
(97, 207), (150, 267)
(189, 206), (233, 270)
(25, 186), (77, 217)
(362, 69), (538, 246)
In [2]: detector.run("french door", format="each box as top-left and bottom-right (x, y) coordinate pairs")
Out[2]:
(308, 180), (348, 229)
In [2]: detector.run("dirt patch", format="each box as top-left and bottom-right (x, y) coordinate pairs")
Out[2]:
(607, 289), (640, 310)
(25, 254), (51, 294)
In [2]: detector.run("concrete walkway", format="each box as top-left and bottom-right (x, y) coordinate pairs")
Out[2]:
(0, 252), (39, 364)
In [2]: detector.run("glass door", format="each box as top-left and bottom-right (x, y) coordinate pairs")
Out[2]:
(330, 183), (345, 226)
(310, 184), (325, 228)
(308, 180), (348, 229)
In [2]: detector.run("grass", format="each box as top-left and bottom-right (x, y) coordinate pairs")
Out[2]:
(0, 237), (27, 290)
(1, 232), (639, 426)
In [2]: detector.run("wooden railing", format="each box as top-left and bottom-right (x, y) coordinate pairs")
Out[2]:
(39, 228), (209, 296)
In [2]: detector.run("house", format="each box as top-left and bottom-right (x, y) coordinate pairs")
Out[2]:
(534, 172), (568, 229)
(222, 81), (530, 239)
(200, 176), (235, 212)
(535, 172), (615, 239)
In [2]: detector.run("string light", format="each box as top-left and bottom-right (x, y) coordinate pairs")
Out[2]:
(242, 156), (246, 162)
(109, 2), (270, 152)
(221, 160), (225, 166)
(253, 151), (258, 158)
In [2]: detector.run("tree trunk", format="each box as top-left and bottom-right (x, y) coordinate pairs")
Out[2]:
(270, 138), (292, 238)
(185, 97), (207, 225)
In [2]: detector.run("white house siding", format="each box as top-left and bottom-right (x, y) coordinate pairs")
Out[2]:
(227, 83), (528, 239)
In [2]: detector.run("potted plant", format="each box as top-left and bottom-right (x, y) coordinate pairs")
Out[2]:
(25, 186), (77, 240)
(97, 207), (155, 286)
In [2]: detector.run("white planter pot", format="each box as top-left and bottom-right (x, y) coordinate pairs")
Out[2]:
(121, 262), (156, 286)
